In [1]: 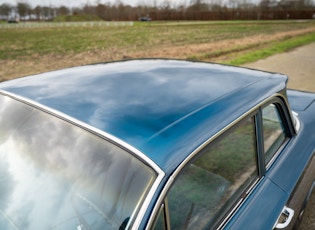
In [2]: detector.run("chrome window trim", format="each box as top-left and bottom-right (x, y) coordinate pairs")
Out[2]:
(261, 99), (292, 170)
(292, 110), (301, 133)
(265, 139), (290, 170)
(0, 90), (165, 230)
(146, 93), (295, 230)
(132, 171), (165, 230)
(217, 177), (262, 229)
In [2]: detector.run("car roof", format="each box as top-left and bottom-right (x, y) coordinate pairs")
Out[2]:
(0, 59), (288, 174)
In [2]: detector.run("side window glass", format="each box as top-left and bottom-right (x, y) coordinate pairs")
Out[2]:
(262, 104), (286, 165)
(153, 204), (167, 230)
(166, 117), (258, 230)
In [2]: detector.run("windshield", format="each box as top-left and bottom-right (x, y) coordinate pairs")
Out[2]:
(0, 94), (157, 230)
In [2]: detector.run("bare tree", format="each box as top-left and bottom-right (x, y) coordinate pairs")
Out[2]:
(58, 6), (70, 16)
(83, 2), (94, 15)
(259, 0), (280, 9)
(0, 3), (12, 20)
(33, 5), (42, 20)
(96, 3), (107, 19)
(237, 0), (255, 9)
(2, 0), (314, 22)
(161, 0), (172, 11)
(95, 3), (114, 20)
(17, 2), (31, 20)
(187, 0), (210, 11)
(228, 0), (238, 9)
(42, 6), (54, 20)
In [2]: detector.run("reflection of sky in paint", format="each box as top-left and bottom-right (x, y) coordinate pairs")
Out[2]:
(0, 59), (287, 171)
(0, 60), (272, 149)
(0, 95), (156, 229)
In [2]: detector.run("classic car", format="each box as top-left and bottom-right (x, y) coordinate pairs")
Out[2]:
(0, 59), (314, 230)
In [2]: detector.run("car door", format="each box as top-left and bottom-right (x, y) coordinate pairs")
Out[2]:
(149, 96), (310, 230)
(152, 114), (261, 229)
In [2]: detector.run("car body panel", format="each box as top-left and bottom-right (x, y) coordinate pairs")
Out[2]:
(224, 178), (288, 230)
(270, 91), (315, 191)
(0, 59), (314, 230)
(223, 92), (315, 230)
(0, 60), (287, 174)
(287, 90), (315, 111)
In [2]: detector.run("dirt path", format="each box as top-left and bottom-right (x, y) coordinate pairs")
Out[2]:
(243, 42), (315, 92)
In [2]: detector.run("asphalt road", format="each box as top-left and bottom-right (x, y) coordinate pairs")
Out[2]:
(244, 43), (315, 229)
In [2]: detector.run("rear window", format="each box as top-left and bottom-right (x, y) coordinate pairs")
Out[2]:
(0, 95), (156, 230)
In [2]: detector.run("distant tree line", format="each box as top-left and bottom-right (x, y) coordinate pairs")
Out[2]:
(1, 0), (315, 21)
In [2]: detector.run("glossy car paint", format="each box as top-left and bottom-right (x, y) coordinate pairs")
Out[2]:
(0, 59), (314, 229)
(0, 60), (287, 173)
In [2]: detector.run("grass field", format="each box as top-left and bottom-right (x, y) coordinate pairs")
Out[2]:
(1, 20), (315, 81)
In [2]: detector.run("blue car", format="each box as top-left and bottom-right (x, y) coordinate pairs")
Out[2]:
(0, 59), (314, 230)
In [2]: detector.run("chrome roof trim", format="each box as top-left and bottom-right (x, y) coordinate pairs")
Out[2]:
(146, 93), (294, 229)
(0, 90), (165, 229)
